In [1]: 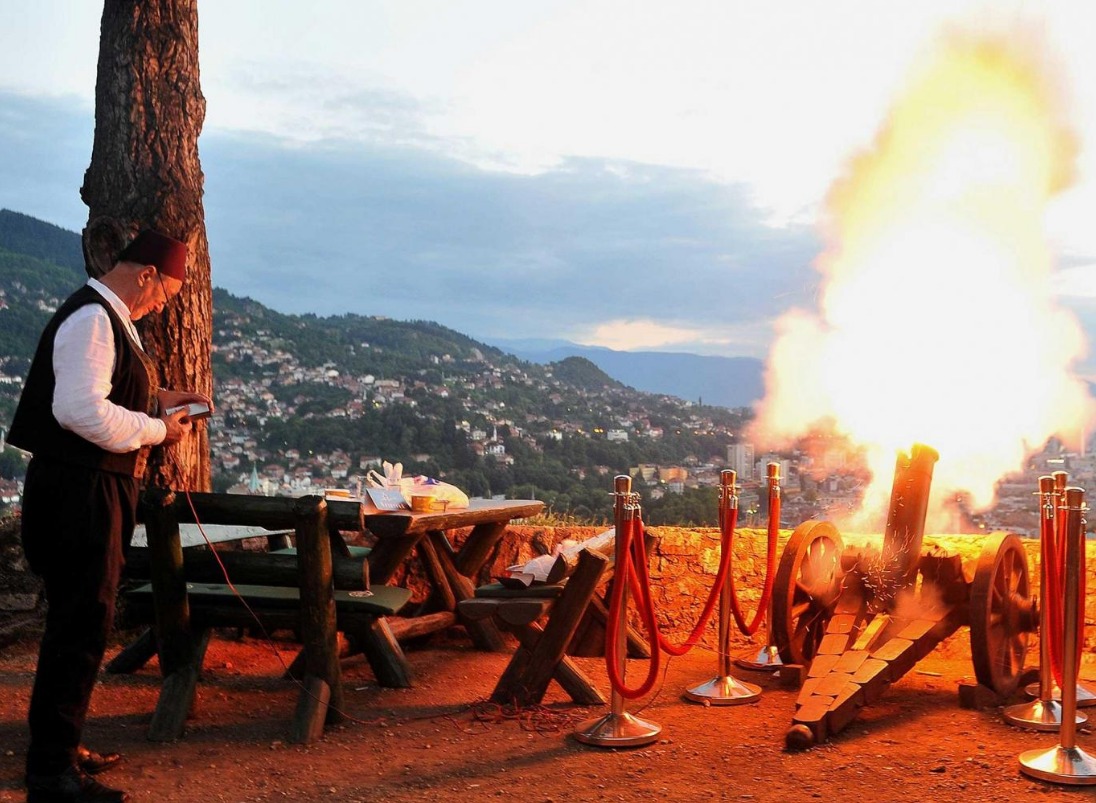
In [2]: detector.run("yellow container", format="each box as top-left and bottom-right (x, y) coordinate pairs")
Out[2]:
(410, 495), (435, 513)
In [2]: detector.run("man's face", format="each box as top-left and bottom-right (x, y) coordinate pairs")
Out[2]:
(131, 267), (183, 320)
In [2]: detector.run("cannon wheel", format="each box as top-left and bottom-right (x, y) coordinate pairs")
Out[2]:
(772, 520), (845, 665)
(969, 532), (1033, 697)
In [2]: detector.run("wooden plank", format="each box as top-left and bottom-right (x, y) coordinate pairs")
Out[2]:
(850, 658), (891, 704)
(815, 671), (855, 698)
(365, 500), (544, 539)
(816, 633), (849, 655)
(145, 491), (366, 532)
(457, 598), (502, 622)
(807, 653), (840, 678)
(512, 623), (606, 706)
(850, 615), (889, 652)
(791, 698), (831, 744)
(796, 676), (823, 706)
(126, 547), (371, 591)
(832, 649), (869, 676)
(826, 681), (866, 735)
(896, 618), (936, 641)
(870, 637), (918, 681)
(497, 599), (554, 627)
(826, 614), (857, 635)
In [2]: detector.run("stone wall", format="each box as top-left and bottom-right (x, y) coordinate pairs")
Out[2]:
(3, 518), (1095, 664)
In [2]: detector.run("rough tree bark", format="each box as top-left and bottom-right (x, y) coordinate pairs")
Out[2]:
(80, 0), (212, 491)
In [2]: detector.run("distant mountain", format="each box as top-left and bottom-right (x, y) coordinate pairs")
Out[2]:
(494, 339), (764, 409)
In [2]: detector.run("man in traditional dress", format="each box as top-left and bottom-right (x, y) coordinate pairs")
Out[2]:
(9, 230), (211, 803)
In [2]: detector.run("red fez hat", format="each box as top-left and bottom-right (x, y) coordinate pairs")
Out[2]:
(118, 230), (188, 281)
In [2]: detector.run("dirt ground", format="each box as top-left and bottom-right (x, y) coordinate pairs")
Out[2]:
(2, 629), (1096, 803)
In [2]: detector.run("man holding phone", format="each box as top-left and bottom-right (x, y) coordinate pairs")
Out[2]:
(8, 230), (212, 803)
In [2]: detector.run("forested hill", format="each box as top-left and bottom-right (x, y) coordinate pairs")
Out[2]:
(0, 211), (750, 523)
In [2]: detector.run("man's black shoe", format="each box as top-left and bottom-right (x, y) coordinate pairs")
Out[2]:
(76, 746), (122, 776)
(25, 766), (129, 802)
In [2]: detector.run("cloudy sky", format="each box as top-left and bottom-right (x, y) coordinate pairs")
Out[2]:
(1, 1), (1095, 366)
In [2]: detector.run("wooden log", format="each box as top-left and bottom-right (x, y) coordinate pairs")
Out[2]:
(490, 549), (609, 706)
(106, 628), (157, 674)
(455, 521), (507, 578)
(431, 531), (507, 651)
(386, 611), (458, 641)
(355, 618), (413, 689)
(141, 488), (192, 678)
(290, 675), (331, 745)
(579, 594), (651, 659)
(414, 535), (457, 613)
(147, 629), (211, 742)
(294, 496), (344, 727)
(513, 622), (605, 706)
(143, 491), (366, 532)
(126, 548), (370, 591)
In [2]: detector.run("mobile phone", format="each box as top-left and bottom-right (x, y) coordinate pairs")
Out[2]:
(165, 402), (212, 420)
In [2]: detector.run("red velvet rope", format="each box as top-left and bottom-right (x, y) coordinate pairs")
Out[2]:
(1044, 495), (1085, 687)
(602, 503), (741, 698)
(725, 484), (780, 636)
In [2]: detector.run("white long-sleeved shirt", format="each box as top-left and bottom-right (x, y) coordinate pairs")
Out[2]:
(51, 279), (167, 453)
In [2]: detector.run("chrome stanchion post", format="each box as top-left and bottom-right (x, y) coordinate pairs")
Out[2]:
(574, 475), (661, 747)
(1005, 476), (1085, 730)
(1026, 471), (1096, 707)
(1019, 486), (1096, 785)
(736, 462), (784, 672)
(685, 470), (762, 704)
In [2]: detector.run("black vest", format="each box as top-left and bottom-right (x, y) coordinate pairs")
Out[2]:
(8, 284), (158, 477)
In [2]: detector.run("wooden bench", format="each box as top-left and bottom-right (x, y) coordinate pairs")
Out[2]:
(124, 581), (412, 687)
(457, 527), (657, 708)
(461, 548), (611, 707)
(128, 488), (396, 744)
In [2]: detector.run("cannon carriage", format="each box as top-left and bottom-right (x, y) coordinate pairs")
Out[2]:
(769, 444), (1039, 749)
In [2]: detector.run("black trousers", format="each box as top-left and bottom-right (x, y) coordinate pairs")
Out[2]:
(21, 457), (137, 777)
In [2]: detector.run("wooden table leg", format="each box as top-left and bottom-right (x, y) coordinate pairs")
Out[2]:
(454, 521), (507, 578)
(429, 530), (507, 651)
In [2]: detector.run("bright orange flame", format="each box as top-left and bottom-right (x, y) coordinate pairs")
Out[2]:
(752, 32), (1094, 528)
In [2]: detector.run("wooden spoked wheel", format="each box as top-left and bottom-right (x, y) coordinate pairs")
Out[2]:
(969, 532), (1035, 697)
(772, 520), (846, 666)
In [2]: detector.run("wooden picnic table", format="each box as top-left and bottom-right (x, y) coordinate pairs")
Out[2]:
(357, 499), (544, 651)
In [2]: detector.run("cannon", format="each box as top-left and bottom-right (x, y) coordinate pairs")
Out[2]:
(771, 444), (1039, 749)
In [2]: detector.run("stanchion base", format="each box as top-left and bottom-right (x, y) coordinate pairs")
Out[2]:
(684, 675), (762, 705)
(1004, 699), (1086, 731)
(734, 645), (783, 672)
(1024, 681), (1096, 708)
(1019, 745), (1096, 785)
(573, 711), (662, 748)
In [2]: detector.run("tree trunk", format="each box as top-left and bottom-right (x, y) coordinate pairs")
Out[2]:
(80, 0), (212, 491)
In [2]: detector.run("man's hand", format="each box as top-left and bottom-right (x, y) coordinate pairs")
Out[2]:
(160, 407), (193, 445)
(158, 389), (214, 416)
